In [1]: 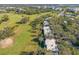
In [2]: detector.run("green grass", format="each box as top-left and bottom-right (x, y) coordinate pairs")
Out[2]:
(0, 12), (50, 55)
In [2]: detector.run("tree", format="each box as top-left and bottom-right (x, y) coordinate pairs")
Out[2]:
(35, 48), (46, 55)
(1, 15), (9, 22)
(17, 16), (29, 24)
(0, 27), (14, 40)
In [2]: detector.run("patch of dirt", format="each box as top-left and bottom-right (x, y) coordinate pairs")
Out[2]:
(0, 37), (14, 48)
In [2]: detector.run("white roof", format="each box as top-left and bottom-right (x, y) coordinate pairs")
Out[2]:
(45, 38), (57, 51)
(43, 26), (51, 35)
(43, 21), (49, 26)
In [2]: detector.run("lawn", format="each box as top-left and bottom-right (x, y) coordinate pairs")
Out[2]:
(0, 12), (50, 55)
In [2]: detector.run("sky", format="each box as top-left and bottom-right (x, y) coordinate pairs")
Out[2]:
(0, 0), (79, 4)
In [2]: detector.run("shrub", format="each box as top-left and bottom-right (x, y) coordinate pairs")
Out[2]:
(16, 16), (29, 24)
(0, 27), (14, 40)
(1, 15), (9, 22)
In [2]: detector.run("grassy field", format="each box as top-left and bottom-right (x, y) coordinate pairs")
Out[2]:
(0, 12), (50, 55)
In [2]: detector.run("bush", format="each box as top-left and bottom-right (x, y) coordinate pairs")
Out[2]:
(0, 27), (14, 40)
(16, 16), (29, 24)
(0, 15), (9, 24)
(1, 15), (9, 22)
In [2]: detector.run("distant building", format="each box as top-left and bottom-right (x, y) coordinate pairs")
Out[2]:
(67, 7), (79, 13)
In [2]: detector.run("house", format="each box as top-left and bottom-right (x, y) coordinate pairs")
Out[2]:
(43, 18), (59, 53)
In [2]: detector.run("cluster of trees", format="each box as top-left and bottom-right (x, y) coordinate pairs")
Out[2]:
(48, 12), (79, 54)
(30, 15), (44, 30)
(16, 16), (29, 24)
(6, 8), (15, 13)
(15, 7), (53, 15)
(30, 14), (55, 55)
(1, 6), (53, 15)
(0, 10), (7, 13)
(20, 48), (47, 55)
(0, 15), (9, 24)
(0, 27), (14, 40)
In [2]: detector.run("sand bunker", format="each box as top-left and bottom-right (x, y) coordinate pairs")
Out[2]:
(0, 38), (14, 48)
